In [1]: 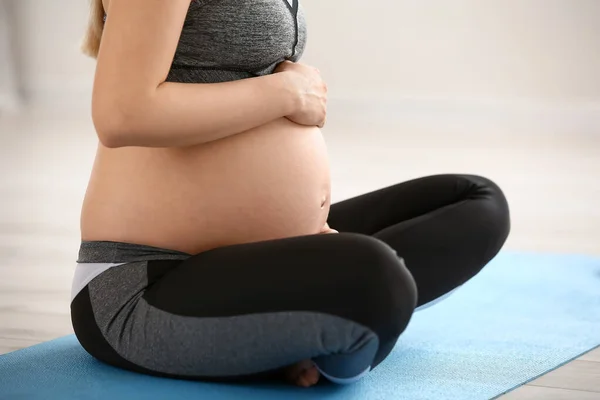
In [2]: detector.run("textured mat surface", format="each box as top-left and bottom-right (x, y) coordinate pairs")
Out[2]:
(1, 251), (599, 400)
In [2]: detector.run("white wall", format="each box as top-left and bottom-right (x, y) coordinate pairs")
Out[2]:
(301, 0), (600, 105)
(8, 0), (600, 117)
(0, 0), (21, 110)
(9, 0), (96, 107)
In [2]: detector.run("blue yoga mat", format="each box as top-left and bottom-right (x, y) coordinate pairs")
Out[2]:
(1, 251), (599, 400)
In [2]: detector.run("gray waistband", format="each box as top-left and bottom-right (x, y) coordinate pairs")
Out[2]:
(72, 241), (191, 302)
(77, 241), (191, 263)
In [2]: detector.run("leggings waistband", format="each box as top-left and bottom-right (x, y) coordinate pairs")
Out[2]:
(77, 241), (191, 264)
(72, 241), (191, 302)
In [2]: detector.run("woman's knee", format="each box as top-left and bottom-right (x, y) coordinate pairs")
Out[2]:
(334, 234), (417, 368)
(339, 234), (417, 340)
(462, 174), (511, 247)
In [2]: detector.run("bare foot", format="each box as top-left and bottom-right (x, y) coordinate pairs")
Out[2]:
(283, 359), (321, 387)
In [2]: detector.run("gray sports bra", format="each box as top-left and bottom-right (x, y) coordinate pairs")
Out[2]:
(105, 0), (307, 84)
(106, 1), (306, 83)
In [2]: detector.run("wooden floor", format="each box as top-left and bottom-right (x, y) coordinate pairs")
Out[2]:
(0, 106), (599, 399)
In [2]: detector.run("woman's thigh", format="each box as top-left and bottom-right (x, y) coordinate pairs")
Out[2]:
(327, 174), (510, 305)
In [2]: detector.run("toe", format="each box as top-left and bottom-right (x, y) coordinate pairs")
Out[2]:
(301, 365), (320, 387)
(309, 366), (320, 382)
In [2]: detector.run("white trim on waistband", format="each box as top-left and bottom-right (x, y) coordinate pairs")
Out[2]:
(70, 262), (126, 302)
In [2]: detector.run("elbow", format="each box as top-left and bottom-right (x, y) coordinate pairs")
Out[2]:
(92, 104), (133, 149)
(97, 128), (126, 149)
(92, 93), (149, 149)
(94, 126), (128, 149)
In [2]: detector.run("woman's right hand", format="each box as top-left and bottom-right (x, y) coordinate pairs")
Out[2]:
(275, 61), (328, 128)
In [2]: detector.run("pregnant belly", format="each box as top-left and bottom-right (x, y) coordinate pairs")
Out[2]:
(81, 118), (331, 254)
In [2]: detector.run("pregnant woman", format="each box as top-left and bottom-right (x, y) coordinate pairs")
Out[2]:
(71, 0), (510, 388)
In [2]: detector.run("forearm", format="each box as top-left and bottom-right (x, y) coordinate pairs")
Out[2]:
(94, 72), (297, 148)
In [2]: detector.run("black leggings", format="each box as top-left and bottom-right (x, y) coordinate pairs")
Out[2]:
(71, 174), (510, 383)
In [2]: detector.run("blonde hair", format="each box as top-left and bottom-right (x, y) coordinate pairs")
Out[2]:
(81, 0), (105, 58)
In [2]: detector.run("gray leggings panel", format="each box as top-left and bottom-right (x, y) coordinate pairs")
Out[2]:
(86, 261), (379, 379)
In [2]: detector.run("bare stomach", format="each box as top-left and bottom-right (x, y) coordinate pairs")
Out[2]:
(80, 118), (331, 254)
